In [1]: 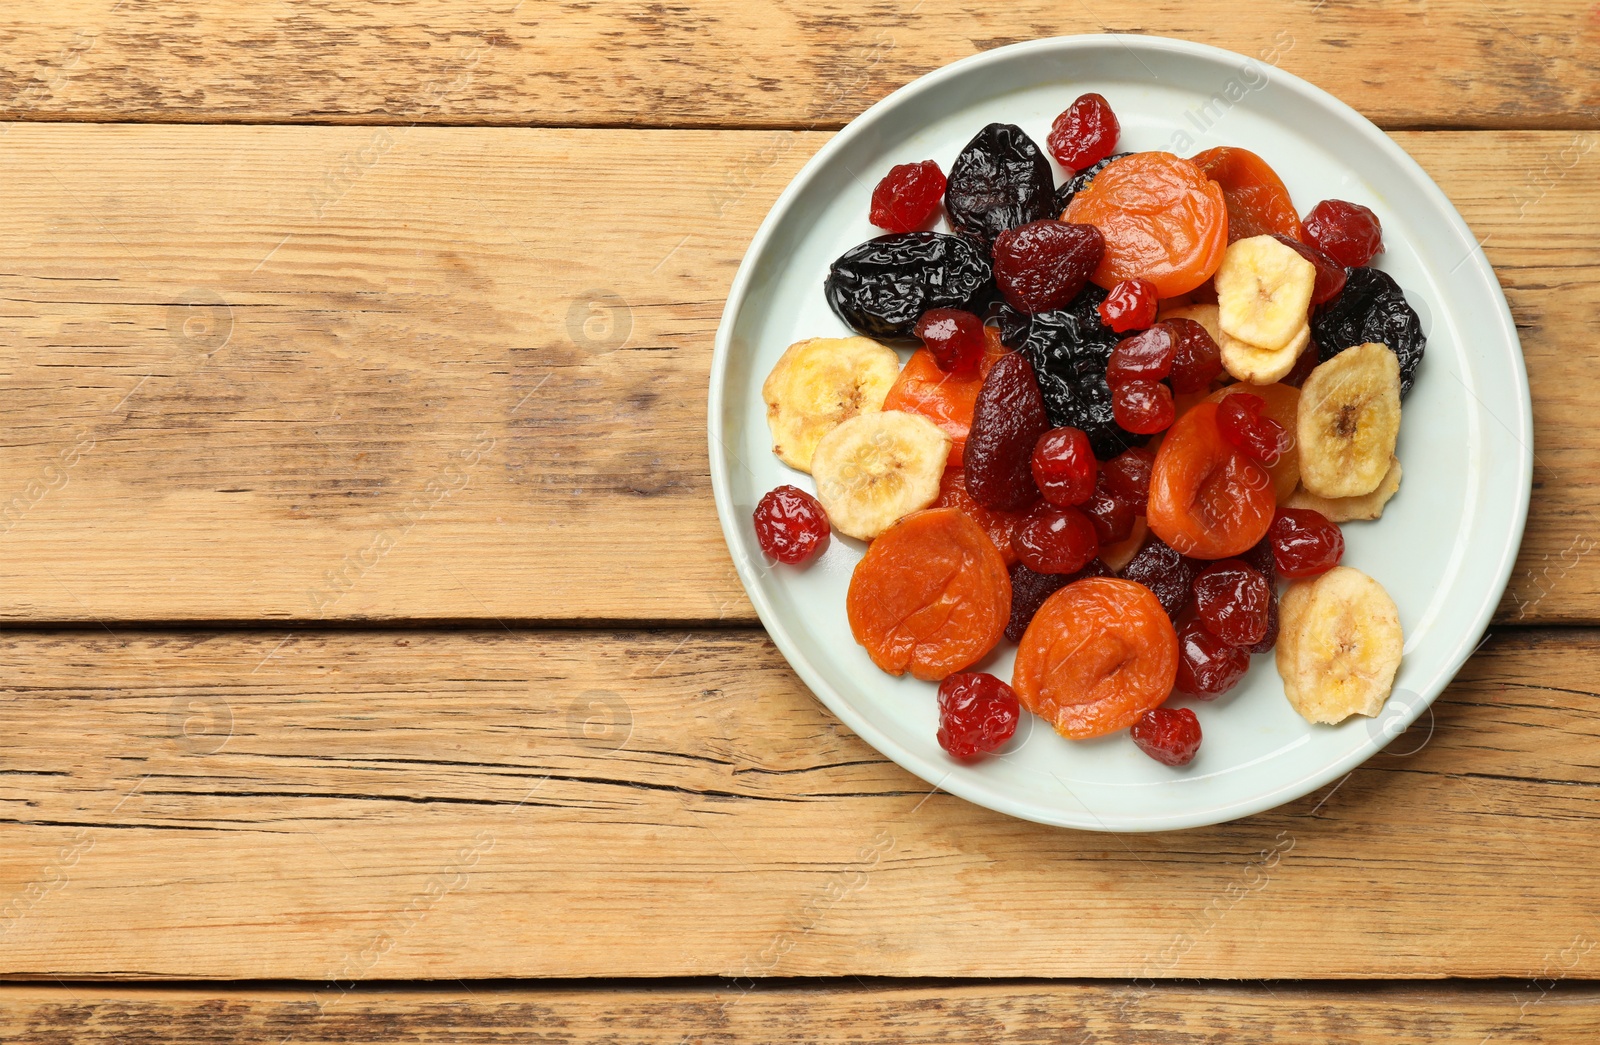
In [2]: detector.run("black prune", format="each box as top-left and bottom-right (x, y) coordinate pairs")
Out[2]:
(1053, 151), (1133, 214)
(963, 352), (1049, 511)
(824, 232), (993, 340)
(1005, 557), (1110, 642)
(1311, 266), (1425, 396)
(944, 123), (1056, 248)
(1119, 535), (1200, 620)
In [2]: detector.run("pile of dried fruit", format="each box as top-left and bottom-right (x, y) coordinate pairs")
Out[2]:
(752, 92), (1422, 769)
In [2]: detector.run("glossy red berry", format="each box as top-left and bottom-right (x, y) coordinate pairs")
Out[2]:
(914, 308), (987, 374)
(1217, 393), (1293, 466)
(1268, 507), (1345, 579)
(1012, 504), (1099, 575)
(1098, 278), (1159, 333)
(1112, 380), (1175, 435)
(1130, 706), (1202, 767)
(1301, 199), (1383, 268)
(1272, 233), (1346, 305)
(992, 220), (1105, 314)
(1107, 323), (1176, 388)
(869, 160), (946, 233)
(1175, 618), (1251, 698)
(1031, 427), (1097, 507)
(937, 672), (1021, 758)
(1101, 447), (1155, 506)
(1048, 93), (1121, 172)
(1082, 482), (1135, 544)
(1192, 559), (1272, 647)
(1166, 318), (1224, 393)
(752, 485), (830, 564)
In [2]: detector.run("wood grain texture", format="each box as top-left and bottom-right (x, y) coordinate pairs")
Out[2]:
(0, 626), (1596, 980)
(3, 982), (1598, 1043)
(0, 126), (1593, 623)
(0, 2), (1597, 130)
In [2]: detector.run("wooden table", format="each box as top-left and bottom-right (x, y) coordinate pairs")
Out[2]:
(0, 2), (1596, 1040)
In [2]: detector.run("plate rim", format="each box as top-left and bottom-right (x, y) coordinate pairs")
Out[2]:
(707, 33), (1533, 831)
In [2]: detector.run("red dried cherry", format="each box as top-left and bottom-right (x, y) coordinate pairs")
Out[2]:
(1268, 507), (1345, 579)
(1272, 233), (1346, 305)
(1032, 427), (1098, 507)
(1216, 392), (1292, 466)
(914, 308), (987, 374)
(1301, 199), (1383, 268)
(1047, 93), (1121, 172)
(937, 672), (1021, 758)
(869, 160), (946, 233)
(1130, 706), (1202, 766)
(753, 485), (830, 564)
(1082, 480), (1135, 544)
(1012, 505), (1100, 575)
(964, 352), (1050, 511)
(1101, 447), (1155, 506)
(1107, 324), (1176, 388)
(1098, 278), (1159, 333)
(992, 220), (1105, 314)
(1167, 318), (1224, 393)
(1112, 380), (1175, 435)
(1175, 618), (1250, 698)
(1192, 559), (1272, 647)
(1238, 537), (1280, 655)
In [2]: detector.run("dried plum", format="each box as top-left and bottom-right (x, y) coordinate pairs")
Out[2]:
(1053, 151), (1133, 214)
(1311, 267), (1425, 396)
(1119, 535), (1200, 620)
(824, 232), (993, 340)
(944, 123), (1056, 248)
(963, 352), (1049, 511)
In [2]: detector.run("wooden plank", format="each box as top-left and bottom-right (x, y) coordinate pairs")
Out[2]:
(0, 3), (1597, 130)
(2, 983), (1597, 1043)
(0, 626), (1596, 980)
(0, 126), (1593, 622)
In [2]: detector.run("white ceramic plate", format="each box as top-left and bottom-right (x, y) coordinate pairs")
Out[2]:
(708, 35), (1531, 831)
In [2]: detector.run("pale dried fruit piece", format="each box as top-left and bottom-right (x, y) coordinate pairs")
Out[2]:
(762, 336), (901, 472)
(1157, 302), (1222, 346)
(1286, 456), (1402, 522)
(1215, 235), (1317, 351)
(1276, 566), (1403, 724)
(1296, 342), (1402, 498)
(811, 410), (951, 540)
(1219, 322), (1310, 385)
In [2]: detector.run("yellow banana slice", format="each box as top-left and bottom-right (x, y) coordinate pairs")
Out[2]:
(1296, 343), (1402, 498)
(1276, 566), (1403, 725)
(1216, 235), (1317, 352)
(762, 336), (900, 473)
(1219, 322), (1310, 385)
(810, 410), (950, 540)
(1285, 456), (1402, 522)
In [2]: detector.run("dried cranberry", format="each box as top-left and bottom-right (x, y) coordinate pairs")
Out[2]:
(1268, 508), (1344, 579)
(1098, 278), (1158, 333)
(1238, 537), (1280, 655)
(1005, 558), (1109, 641)
(1031, 427), (1097, 507)
(1107, 323), (1176, 388)
(1012, 504), (1099, 575)
(1175, 618), (1250, 698)
(1047, 93), (1121, 172)
(1192, 559), (1272, 647)
(1101, 447), (1155, 507)
(945, 123), (1057, 248)
(1082, 481), (1135, 544)
(1301, 199), (1383, 268)
(752, 485), (830, 565)
(992, 220), (1105, 314)
(1217, 393), (1292, 466)
(964, 352), (1050, 510)
(1112, 380), (1175, 435)
(1130, 706), (1202, 767)
(1119, 535), (1199, 619)
(1271, 233), (1346, 305)
(914, 308), (987, 374)
(869, 160), (946, 233)
(1167, 318), (1224, 393)
(937, 672), (1021, 758)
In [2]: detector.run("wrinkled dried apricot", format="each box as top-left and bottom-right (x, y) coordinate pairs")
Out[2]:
(1147, 401), (1274, 559)
(1190, 147), (1302, 242)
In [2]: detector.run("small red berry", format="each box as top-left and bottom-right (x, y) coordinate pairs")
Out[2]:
(1101, 447), (1155, 508)
(1217, 393), (1293, 466)
(869, 160), (946, 233)
(914, 308), (987, 374)
(1271, 233), (1347, 305)
(1268, 507), (1345, 579)
(1031, 427), (1098, 507)
(1112, 380), (1175, 435)
(1012, 504), (1100, 575)
(1301, 199), (1383, 268)
(1166, 318), (1224, 393)
(1192, 559), (1272, 647)
(1082, 481), (1135, 544)
(1048, 93), (1121, 172)
(1130, 706), (1202, 767)
(937, 672), (1021, 758)
(1175, 618), (1250, 698)
(752, 485), (830, 565)
(1098, 278), (1159, 333)
(1107, 323), (1177, 388)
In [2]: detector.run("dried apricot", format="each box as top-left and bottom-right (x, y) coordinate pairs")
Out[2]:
(1147, 401), (1274, 559)
(884, 326), (1008, 465)
(1064, 152), (1228, 298)
(1190, 147), (1302, 242)
(1012, 577), (1179, 739)
(846, 507), (1012, 681)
